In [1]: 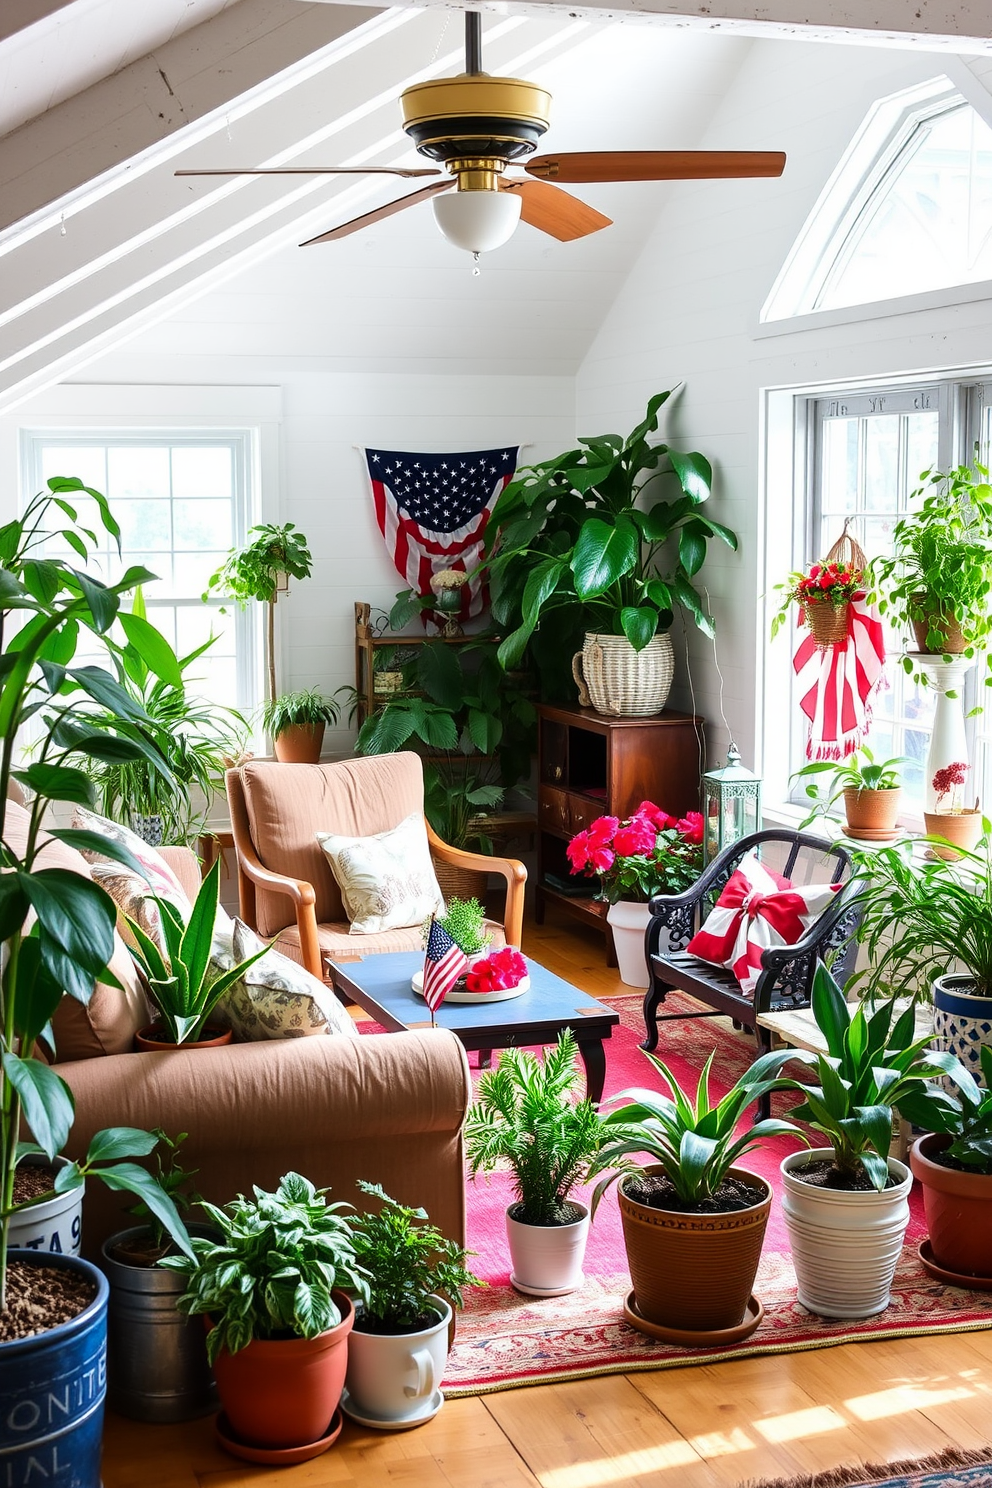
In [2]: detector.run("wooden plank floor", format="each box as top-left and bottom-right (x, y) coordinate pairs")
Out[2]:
(102, 912), (992, 1488)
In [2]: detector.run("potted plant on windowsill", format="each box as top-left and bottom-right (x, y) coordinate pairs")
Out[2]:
(924, 760), (982, 858)
(910, 1045), (992, 1286)
(790, 747), (910, 841)
(465, 1031), (606, 1297)
(0, 478), (193, 1488)
(343, 1182), (480, 1429)
(262, 688), (340, 764)
(126, 858), (268, 1050)
(586, 1048), (803, 1343)
(849, 836), (992, 1089)
(161, 1172), (369, 1462)
(566, 802), (704, 987)
(778, 965), (960, 1318)
(205, 522), (313, 707)
(483, 390), (737, 716)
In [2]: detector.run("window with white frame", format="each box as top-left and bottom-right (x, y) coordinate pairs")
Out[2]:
(763, 77), (992, 321)
(785, 378), (992, 818)
(24, 434), (255, 712)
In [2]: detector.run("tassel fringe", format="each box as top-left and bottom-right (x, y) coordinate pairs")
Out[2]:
(743, 1445), (992, 1488)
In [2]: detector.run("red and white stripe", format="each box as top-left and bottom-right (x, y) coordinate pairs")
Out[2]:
(793, 592), (886, 761)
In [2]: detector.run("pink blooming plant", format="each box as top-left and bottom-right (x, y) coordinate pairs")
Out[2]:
(567, 802), (704, 905)
(932, 760), (969, 811)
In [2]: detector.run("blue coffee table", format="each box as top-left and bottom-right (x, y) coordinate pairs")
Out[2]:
(328, 951), (619, 1104)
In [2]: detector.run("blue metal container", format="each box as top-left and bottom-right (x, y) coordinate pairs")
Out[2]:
(0, 1251), (109, 1488)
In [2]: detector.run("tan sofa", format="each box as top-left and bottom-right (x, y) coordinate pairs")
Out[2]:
(226, 752), (527, 981)
(7, 802), (472, 1255)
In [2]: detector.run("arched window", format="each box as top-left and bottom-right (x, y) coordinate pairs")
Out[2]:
(763, 78), (992, 321)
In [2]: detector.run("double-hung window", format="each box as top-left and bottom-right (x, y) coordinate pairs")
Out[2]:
(23, 433), (255, 711)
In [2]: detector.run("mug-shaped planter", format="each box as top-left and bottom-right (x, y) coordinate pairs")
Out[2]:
(343, 1296), (451, 1428)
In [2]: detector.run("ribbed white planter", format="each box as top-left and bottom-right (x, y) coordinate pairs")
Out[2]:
(781, 1148), (911, 1318)
(8, 1156), (82, 1256)
(507, 1203), (590, 1297)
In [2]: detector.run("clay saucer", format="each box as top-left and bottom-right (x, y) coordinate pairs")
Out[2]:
(215, 1407), (344, 1464)
(918, 1239), (992, 1292)
(622, 1290), (764, 1346)
(841, 825), (901, 842)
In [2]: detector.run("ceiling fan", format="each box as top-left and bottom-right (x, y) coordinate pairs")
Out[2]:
(176, 12), (786, 260)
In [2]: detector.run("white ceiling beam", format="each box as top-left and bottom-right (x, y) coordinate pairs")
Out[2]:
(0, 1), (76, 46)
(0, 0), (381, 229)
(310, 0), (992, 53)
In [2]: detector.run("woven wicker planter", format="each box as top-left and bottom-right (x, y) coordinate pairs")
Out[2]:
(433, 859), (489, 904)
(804, 597), (850, 647)
(571, 633), (674, 718)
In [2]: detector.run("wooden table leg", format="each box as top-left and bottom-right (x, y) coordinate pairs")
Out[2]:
(577, 1037), (607, 1106)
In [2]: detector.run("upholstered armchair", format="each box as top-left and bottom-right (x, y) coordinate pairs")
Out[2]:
(226, 752), (527, 981)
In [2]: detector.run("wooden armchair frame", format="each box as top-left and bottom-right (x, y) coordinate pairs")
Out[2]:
(226, 767), (526, 982)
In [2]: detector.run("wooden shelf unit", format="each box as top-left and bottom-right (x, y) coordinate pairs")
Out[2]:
(354, 601), (478, 727)
(535, 703), (703, 956)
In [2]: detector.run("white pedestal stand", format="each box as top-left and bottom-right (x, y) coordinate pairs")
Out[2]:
(908, 652), (976, 811)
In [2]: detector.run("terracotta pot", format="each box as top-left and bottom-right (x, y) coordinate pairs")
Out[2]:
(911, 596), (967, 654)
(134, 1026), (233, 1053)
(274, 722), (325, 764)
(805, 597), (850, 647)
(843, 786), (901, 835)
(617, 1165), (771, 1331)
(212, 1292), (354, 1449)
(911, 1133), (992, 1280)
(923, 809), (984, 860)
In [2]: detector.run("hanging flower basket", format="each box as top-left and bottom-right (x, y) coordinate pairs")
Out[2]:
(803, 596), (851, 647)
(772, 530), (868, 652)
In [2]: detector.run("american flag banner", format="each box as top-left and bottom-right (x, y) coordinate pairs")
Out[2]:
(364, 445), (518, 620)
(422, 918), (469, 1017)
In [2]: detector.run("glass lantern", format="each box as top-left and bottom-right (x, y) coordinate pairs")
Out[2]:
(702, 744), (762, 865)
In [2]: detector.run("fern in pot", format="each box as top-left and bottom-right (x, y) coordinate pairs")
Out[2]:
(465, 1031), (606, 1297)
(343, 1183), (480, 1428)
(262, 688), (339, 764)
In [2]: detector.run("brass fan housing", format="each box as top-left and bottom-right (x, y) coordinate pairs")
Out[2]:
(400, 74), (552, 165)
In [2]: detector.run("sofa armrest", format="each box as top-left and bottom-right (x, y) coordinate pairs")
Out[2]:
(58, 1029), (471, 1254)
(158, 845), (202, 902)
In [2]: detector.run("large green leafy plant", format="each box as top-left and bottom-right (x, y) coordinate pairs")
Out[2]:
(0, 478), (194, 1307)
(347, 1181), (480, 1333)
(781, 966), (960, 1191)
(464, 1031), (606, 1225)
(482, 391), (738, 681)
(868, 460), (992, 687)
(205, 522), (312, 704)
(588, 1048), (801, 1212)
(161, 1172), (370, 1363)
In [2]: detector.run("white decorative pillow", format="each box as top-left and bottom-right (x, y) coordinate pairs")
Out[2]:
(218, 919), (358, 1040)
(316, 811), (444, 935)
(72, 807), (194, 951)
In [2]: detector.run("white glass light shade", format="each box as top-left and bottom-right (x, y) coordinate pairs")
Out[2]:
(432, 189), (521, 253)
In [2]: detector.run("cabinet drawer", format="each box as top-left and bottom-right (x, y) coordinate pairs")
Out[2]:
(539, 787), (571, 833)
(568, 797), (608, 834)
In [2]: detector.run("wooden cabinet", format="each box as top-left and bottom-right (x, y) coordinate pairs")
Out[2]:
(536, 703), (703, 954)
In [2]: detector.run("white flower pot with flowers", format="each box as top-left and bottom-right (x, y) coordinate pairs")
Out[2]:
(566, 803), (705, 987)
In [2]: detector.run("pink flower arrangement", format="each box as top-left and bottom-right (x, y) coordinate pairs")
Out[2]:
(465, 946), (528, 994)
(566, 801), (704, 905)
(932, 760), (969, 811)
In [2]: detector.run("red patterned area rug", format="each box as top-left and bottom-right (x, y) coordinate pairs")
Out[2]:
(437, 993), (992, 1398)
(744, 1445), (992, 1487)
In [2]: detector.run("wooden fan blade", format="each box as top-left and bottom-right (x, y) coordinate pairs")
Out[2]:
(299, 181), (454, 245)
(501, 179), (611, 241)
(176, 166), (441, 178)
(525, 151), (787, 183)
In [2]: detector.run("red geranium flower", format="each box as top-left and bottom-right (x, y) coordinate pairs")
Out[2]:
(634, 801), (675, 831)
(675, 811), (704, 844)
(613, 818), (657, 857)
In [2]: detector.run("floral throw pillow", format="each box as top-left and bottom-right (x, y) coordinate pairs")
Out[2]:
(316, 811), (444, 935)
(218, 919), (358, 1040)
(72, 807), (194, 951)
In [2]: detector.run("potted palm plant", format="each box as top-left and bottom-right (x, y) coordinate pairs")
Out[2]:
(464, 1031), (606, 1296)
(482, 391), (737, 715)
(161, 1172), (369, 1462)
(126, 858), (268, 1049)
(790, 747), (909, 840)
(205, 522), (313, 706)
(0, 478), (192, 1488)
(910, 1045), (992, 1285)
(343, 1182), (480, 1428)
(587, 1048), (801, 1342)
(261, 688), (339, 764)
(779, 965), (960, 1318)
(849, 837), (992, 1091)
(566, 802), (704, 986)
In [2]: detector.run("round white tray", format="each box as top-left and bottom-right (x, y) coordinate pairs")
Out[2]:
(411, 969), (530, 1004)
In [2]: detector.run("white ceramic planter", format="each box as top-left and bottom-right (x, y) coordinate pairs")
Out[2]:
(606, 900), (652, 988)
(780, 1148), (911, 1318)
(8, 1156), (83, 1256)
(909, 652), (976, 813)
(343, 1295), (451, 1428)
(507, 1202), (590, 1296)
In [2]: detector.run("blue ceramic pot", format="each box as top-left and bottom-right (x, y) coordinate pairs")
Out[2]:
(0, 1251), (109, 1488)
(933, 974), (992, 1088)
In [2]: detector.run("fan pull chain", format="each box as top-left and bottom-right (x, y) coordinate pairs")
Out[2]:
(472, 252), (481, 277)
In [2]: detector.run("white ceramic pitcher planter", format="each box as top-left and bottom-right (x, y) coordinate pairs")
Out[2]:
(780, 1148), (912, 1318)
(343, 1296), (451, 1430)
(507, 1202), (590, 1297)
